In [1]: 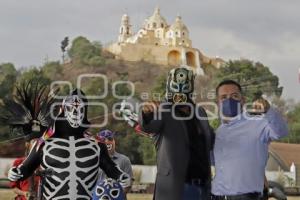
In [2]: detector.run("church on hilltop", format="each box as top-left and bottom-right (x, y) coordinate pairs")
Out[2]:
(105, 7), (223, 74)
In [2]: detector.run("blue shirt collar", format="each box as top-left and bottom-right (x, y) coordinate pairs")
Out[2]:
(221, 112), (246, 126)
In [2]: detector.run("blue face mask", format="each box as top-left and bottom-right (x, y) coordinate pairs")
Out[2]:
(220, 98), (241, 118)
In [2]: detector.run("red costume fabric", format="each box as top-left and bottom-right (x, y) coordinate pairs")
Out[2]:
(10, 157), (39, 200)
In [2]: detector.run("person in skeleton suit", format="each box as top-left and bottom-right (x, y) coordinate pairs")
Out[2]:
(8, 89), (130, 200)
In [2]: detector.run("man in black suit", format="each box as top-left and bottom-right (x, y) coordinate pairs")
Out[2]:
(139, 67), (214, 200)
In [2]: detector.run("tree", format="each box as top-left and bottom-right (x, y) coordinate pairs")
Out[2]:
(18, 67), (51, 86)
(282, 103), (300, 143)
(201, 63), (218, 79)
(138, 137), (156, 165)
(41, 61), (63, 80)
(0, 63), (18, 99)
(151, 73), (167, 101)
(115, 131), (144, 164)
(68, 36), (105, 67)
(61, 36), (69, 63)
(215, 59), (283, 102)
(271, 97), (296, 115)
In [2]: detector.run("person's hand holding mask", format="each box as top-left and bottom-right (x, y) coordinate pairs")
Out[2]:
(252, 98), (270, 114)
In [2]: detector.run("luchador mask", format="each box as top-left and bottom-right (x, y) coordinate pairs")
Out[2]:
(166, 67), (194, 103)
(92, 178), (125, 200)
(62, 89), (86, 128)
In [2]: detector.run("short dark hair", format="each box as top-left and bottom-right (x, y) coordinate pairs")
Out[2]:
(216, 79), (242, 95)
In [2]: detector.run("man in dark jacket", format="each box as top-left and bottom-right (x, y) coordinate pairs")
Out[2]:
(139, 67), (214, 200)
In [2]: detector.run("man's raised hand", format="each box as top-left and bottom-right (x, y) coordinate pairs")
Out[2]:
(142, 101), (161, 114)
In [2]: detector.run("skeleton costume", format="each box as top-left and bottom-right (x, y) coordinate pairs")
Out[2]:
(8, 89), (130, 200)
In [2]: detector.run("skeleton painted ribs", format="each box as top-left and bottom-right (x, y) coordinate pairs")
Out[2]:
(41, 136), (100, 200)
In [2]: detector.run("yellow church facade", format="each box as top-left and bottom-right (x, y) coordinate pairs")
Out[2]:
(106, 8), (223, 74)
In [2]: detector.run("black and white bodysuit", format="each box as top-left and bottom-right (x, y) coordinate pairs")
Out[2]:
(18, 120), (122, 200)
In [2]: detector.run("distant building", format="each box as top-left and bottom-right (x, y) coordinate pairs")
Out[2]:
(105, 7), (224, 74)
(266, 142), (300, 187)
(267, 143), (299, 174)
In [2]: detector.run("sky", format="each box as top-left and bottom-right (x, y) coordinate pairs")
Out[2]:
(0, 0), (299, 101)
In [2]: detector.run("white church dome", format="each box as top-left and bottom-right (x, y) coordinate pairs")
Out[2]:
(144, 7), (168, 30)
(170, 16), (189, 32)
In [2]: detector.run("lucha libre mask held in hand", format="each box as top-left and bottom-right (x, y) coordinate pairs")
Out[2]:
(166, 67), (194, 103)
(92, 178), (125, 200)
(63, 94), (85, 128)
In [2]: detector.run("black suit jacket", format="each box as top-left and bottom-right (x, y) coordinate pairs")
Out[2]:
(139, 103), (215, 200)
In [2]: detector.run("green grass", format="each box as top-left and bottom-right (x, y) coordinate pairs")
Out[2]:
(127, 194), (153, 200)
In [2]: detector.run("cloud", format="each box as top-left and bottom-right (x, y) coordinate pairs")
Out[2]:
(0, 0), (299, 100)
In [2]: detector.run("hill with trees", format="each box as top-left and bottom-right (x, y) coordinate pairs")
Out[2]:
(0, 36), (299, 164)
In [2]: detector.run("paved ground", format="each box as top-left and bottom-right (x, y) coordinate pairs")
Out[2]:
(1, 189), (299, 200)
(0, 189), (153, 200)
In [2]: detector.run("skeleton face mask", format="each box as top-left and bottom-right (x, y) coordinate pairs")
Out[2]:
(63, 95), (85, 128)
